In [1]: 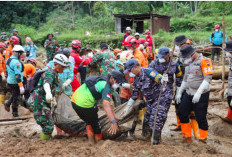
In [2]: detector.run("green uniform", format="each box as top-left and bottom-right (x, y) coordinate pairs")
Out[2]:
(44, 39), (57, 62)
(30, 68), (58, 134)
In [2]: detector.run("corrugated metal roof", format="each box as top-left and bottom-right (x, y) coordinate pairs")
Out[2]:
(113, 13), (170, 20)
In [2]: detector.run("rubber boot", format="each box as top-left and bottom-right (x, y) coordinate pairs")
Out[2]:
(199, 129), (208, 143)
(221, 108), (232, 124)
(153, 131), (161, 145)
(56, 126), (63, 135)
(190, 118), (200, 139)
(142, 121), (152, 138)
(171, 116), (181, 131)
(40, 132), (51, 140)
(95, 133), (102, 142)
(86, 125), (95, 144)
(138, 107), (146, 124)
(181, 123), (192, 143)
(4, 100), (10, 112)
(12, 112), (19, 117)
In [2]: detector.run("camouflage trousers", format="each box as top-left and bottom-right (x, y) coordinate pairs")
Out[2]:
(144, 95), (172, 132)
(46, 49), (55, 63)
(31, 94), (54, 134)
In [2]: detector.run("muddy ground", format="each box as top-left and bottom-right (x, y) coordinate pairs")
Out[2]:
(0, 95), (232, 157)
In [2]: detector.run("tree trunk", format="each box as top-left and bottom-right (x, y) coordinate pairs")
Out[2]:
(71, 1), (75, 26)
(190, 1), (193, 16)
(194, 1), (198, 16)
(89, 2), (93, 32)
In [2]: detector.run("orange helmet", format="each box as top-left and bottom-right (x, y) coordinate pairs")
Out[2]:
(27, 58), (37, 65)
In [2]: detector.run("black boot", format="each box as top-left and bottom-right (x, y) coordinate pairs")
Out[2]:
(153, 131), (161, 145)
(142, 121), (152, 138)
(12, 112), (19, 117)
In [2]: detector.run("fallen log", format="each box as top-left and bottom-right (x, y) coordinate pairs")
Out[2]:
(0, 120), (23, 126)
(0, 115), (32, 122)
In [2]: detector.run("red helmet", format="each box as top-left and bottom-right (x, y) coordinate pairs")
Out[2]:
(145, 30), (150, 35)
(27, 58), (37, 65)
(71, 40), (81, 48)
(0, 42), (6, 49)
(215, 24), (220, 29)
(124, 36), (137, 47)
(138, 38), (146, 44)
(10, 36), (19, 44)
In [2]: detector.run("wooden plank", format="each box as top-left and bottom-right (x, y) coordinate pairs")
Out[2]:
(0, 120), (23, 126)
(0, 115), (32, 122)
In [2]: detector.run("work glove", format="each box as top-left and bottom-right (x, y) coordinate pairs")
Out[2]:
(43, 83), (53, 103)
(192, 80), (209, 104)
(88, 52), (93, 58)
(122, 83), (131, 89)
(1, 72), (6, 82)
(62, 79), (72, 91)
(120, 98), (135, 118)
(175, 81), (187, 104)
(224, 89), (228, 99)
(161, 74), (168, 84)
(19, 86), (25, 95)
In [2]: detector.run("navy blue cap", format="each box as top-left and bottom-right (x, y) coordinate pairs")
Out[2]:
(124, 59), (139, 74)
(156, 47), (170, 58)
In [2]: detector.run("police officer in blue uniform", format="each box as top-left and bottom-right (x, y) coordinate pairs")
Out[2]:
(4, 45), (25, 117)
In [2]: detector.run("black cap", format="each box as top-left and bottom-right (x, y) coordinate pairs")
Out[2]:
(100, 43), (108, 49)
(180, 45), (196, 58)
(110, 70), (125, 84)
(224, 40), (232, 52)
(175, 35), (187, 46)
(124, 59), (139, 74)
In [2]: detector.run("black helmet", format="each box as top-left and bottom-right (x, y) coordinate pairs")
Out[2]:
(56, 46), (71, 58)
(110, 70), (125, 85)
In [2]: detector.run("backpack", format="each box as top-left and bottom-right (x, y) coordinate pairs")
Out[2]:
(25, 69), (47, 94)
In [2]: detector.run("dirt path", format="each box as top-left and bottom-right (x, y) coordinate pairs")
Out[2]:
(0, 98), (232, 157)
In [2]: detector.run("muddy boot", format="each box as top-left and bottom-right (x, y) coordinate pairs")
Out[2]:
(95, 133), (102, 142)
(40, 132), (51, 140)
(153, 131), (161, 145)
(12, 112), (19, 117)
(171, 116), (181, 131)
(4, 100), (11, 112)
(142, 121), (152, 138)
(182, 137), (192, 143)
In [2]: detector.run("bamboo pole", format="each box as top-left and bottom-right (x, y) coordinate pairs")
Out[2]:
(222, 13), (225, 89)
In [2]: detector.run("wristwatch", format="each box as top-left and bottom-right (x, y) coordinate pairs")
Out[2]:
(111, 119), (116, 124)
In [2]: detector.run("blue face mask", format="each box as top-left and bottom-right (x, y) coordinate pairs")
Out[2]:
(158, 58), (166, 63)
(27, 41), (31, 44)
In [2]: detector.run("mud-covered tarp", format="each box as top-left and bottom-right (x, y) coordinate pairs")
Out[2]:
(53, 93), (142, 139)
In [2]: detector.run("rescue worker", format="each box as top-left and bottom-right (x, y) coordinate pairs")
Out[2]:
(69, 40), (92, 91)
(44, 34), (60, 63)
(122, 27), (132, 48)
(121, 59), (170, 145)
(124, 36), (147, 67)
(222, 40), (232, 124)
(113, 48), (122, 60)
(176, 45), (213, 143)
(45, 47), (74, 135)
(138, 38), (149, 66)
(24, 37), (38, 59)
(135, 33), (140, 40)
(145, 30), (153, 54)
(5, 36), (19, 62)
(172, 35), (199, 139)
(92, 43), (115, 75)
(12, 29), (22, 45)
(0, 42), (7, 100)
(210, 24), (227, 63)
(23, 58), (36, 82)
(71, 70), (124, 143)
(4, 45), (25, 117)
(31, 54), (69, 140)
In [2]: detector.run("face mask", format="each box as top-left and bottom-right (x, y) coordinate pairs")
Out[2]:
(129, 72), (136, 77)
(159, 58), (166, 63)
(215, 29), (218, 32)
(27, 41), (31, 44)
(112, 83), (119, 90)
(184, 57), (192, 64)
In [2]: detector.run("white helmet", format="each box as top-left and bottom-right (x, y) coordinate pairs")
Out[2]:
(135, 32), (140, 36)
(120, 50), (134, 64)
(53, 54), (69, 67)
(13, 45), (24, 52)
(126, 27), (131, 31)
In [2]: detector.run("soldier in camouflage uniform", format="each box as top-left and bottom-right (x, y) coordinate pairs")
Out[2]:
(44, 34), (60, 63)
(30, 54), (69, 140)
(121, 58), (170, 145)
(91, 43), (115, 76)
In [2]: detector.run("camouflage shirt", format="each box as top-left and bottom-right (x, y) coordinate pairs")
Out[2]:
(44, 39), (57, 50)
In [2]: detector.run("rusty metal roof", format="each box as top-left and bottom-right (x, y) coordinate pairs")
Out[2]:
(113, 13), (170, 20)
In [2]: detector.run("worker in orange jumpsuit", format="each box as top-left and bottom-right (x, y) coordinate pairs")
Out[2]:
(23, 58), (36, 81)
(5, 36), (19, 62)
(138, 38), (149, 66)
(0, 42), (7, 98)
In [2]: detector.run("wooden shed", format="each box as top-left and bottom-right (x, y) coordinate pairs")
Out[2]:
(113, 13), (170, 35)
